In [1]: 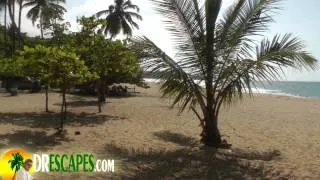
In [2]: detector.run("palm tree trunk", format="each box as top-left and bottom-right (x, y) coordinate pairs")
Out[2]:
(4, 0), (7, 47)
(11, 0), (15, 52)
(201, 112), (222, 146)
(17, 0), (22, 46)
(40, 17), (43, 39)
(12, 171), (16, 180)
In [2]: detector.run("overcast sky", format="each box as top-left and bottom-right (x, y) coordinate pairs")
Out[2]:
(4, 0), (320, 81)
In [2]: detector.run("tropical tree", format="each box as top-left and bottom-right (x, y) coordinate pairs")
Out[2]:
(18, 45), (95, 130)
(96, 0), (142, 39)
(17, 0), (23, 38)
(8, 152), (24, 180)
(89, 35), (140, 111)
(0, 0), (7, 46)
(133, 0), (318, 147)
(23, 0), (66, 39)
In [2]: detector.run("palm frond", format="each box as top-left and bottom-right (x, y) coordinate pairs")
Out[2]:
(131, 36), (206, 113)
(150, 0), (207, 76)
(216, 0), (282, 58)
(216, 34), (318, 106)
(96, 9), (112, 17)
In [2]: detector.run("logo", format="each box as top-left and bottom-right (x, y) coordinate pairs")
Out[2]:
(0, 148), (115, 179)
(0, 149), (34, 180)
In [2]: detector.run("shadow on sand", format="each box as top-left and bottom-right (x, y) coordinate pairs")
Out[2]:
(0, 112), (125, 129)
(0, 112), (126, 152)
(0, 130), (72, 152)
(103, 130), (288, 179)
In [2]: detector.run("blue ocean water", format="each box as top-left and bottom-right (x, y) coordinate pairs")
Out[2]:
(255, 81), (320, 99)
(144, 78), (320, 99)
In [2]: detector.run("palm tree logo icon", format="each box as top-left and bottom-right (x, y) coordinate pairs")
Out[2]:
(0, 149), (33, 180)
(8, 153), (24, 180)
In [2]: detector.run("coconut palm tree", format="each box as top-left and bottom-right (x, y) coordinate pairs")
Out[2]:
(23, 0), (66, 39)
(8, 152), (24, 180)
(132, 0), (318, 147)
(17, 0), (23, 36)
(0, 0), (7, 41)
(96, 0), (142, 39)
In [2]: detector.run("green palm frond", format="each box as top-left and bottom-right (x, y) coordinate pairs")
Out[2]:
(96, 0), (141, 38)
(130, 36), (206, 113)
(216, 33), (318, 107)
(140, 0), (318, 121)
(8, 153), (24, 172)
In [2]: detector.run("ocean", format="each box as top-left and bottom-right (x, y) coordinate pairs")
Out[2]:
(144, 79), (320, 99)
(254, 81), (320, 99)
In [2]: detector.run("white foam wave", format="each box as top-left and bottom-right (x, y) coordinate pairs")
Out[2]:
(143, 78), (302, 98)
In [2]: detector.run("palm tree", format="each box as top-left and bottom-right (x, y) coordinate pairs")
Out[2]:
(23, 0), (66, 39)
(0, 0), (7, 44)
(24, 0), (66, 112)
(17, 0), (23, 38)
(132, 0), (318, 147)
(96, 0), (142, 39)
(8, 152), (24, 180)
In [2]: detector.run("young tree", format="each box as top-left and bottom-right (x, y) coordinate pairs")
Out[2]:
(18, 45), (54, 111)
(48, 47), (95, 130)
(89, 35), (140, 111)
(132, 0), (318, 147)
(19, 45), (95, 130)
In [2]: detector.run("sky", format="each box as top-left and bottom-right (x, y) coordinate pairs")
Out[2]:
(2, 0), (320, 81)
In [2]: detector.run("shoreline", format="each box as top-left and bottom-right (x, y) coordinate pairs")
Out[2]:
(0, 83), (320, 179)
(144, 79), (320, 100)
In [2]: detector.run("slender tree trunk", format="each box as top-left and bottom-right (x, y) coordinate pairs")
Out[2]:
(99, 76), (106, 102)
(97, 80), (102, 113)
(12, 171), (16, 180)
(11, 0), (15, 52)
(64, 90), (67, 123)
(45, 84), (49, 112)
(4, 0), (7, 47)
(60, 89), (66, 130)
(18, 0), (22, 46)
(40, 17), (43, 39)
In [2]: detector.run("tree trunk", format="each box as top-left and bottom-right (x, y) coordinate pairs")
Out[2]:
(40, 17), (43, 39)
(60, 89), (66, 130)
(99, 76), (106, 102)
(11, 0), (15, 52)
(201, 113), (222, 147)
(45, 84), (49, 112)
(4, 0), (7, 47)
(18, 0), (22, 46)
(97, 80), (102, 113)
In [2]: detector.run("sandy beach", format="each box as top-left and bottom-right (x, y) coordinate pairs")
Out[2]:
(0, 83), (320, 179)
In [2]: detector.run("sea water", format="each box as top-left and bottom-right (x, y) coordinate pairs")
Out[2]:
(144, 78), (320, 99)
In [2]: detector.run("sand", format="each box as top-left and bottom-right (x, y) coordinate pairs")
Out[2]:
(0, 84), (320, 179)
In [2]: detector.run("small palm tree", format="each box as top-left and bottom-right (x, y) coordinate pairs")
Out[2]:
(96, 0), (142, 39)
(8, 153), (24, 180)
(132, 0), (318, 147)
(23, 0), (66, 38)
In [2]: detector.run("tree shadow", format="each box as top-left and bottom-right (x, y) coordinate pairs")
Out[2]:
(0, 112), (125, 129)
(153, 130), (197, 147)
(54, 100), (103, 107)
(0, 130), (72, 152)
(103, 131), (287, 179)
